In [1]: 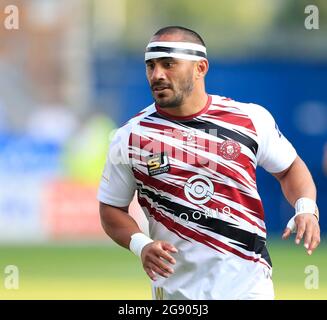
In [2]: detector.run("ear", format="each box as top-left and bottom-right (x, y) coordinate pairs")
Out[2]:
(194, 59), (209, 79)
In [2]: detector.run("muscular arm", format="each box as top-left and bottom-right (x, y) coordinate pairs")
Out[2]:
(99, 202), (177, 280)
(272, 156), (320, 254)
(99, 202), (142, 249)
(272, 156), (316, 205)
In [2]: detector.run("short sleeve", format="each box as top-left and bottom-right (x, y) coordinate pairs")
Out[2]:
(250, 104), (297, 173)
(97, 125), (137, 207)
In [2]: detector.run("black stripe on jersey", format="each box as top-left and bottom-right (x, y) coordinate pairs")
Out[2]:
(138, 185), (271, 266)
(149, 113), (258, 156)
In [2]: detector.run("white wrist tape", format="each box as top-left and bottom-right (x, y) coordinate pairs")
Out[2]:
(129, 233), (154, 257)
(286, 197), (318, 233)
(295, 197), (316, 215)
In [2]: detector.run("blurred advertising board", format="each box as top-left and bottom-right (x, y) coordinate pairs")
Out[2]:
(0, 134), (147, 242)
(42, 179), (106, 240)
(0, 176), (46, 242)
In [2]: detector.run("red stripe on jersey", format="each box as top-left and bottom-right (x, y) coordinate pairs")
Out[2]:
(132, 110), (147, 119)
(123, 110), (148, 126)
(138, 196), (225, 253)
(133, 168), (186, 200)
(139, 121), (178, 134)
(129, 131), (256, 184)
(129, 133), (166, 155)
(134, 169), (266, 231)
(203, 112), (255, 133)
(139, 121), (203, 145)
(165, 164), (261, 219)
(129, 134), (255, 189)
(138, 195), (269, 267)
(208, 104), (256, 132)
(130, 141), (259, 216)
(207, 196), (266, 232)
(171, 149), (255, 190)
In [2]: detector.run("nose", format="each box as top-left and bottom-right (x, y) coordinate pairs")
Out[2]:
(150, 64), (166, 82)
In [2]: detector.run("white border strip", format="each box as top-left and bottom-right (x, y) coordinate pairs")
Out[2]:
(145, 52), (205, 61)
(147, 41), (207, 54)
(145, 41), (207, 62)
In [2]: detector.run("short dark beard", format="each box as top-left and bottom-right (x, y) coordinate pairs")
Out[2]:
(156, 78), (194, 108)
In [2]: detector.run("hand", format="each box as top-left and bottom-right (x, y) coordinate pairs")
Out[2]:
(141, 240), (178, 281)
(282, 213), (320, 255)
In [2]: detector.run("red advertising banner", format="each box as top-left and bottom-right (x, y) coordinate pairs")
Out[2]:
(43, 180), (106, 240)
(42, 180), (148, 240)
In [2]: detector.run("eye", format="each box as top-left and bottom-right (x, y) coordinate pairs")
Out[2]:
(164, 61), (174, 68)
(146, 63), (155, 70)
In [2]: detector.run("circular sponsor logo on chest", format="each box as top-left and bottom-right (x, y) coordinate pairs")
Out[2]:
(220, 140), (241, 160)
(184, 174), (214, 205)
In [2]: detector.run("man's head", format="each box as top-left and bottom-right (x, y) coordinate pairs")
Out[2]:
(145, 26), (209, 109)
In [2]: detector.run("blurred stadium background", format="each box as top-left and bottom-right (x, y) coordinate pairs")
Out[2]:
(0, 0), (326, 299)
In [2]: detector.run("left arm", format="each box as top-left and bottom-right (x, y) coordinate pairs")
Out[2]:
(272, 156), (320, 255)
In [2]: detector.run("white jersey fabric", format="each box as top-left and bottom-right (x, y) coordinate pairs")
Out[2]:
(97, 95), (297, 300)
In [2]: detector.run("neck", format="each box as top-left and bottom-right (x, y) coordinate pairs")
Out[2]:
(157, 89), (208, 118)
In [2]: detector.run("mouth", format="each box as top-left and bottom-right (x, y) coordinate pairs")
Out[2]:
(152, 85), (171, 92)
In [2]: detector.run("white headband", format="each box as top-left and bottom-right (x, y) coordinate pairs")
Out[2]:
(145, 41), (207, 62)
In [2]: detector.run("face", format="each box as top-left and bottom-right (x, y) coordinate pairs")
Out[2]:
(146, 57), (195, 108)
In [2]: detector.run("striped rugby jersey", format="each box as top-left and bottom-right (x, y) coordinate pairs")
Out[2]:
(98, 95), (297, 300)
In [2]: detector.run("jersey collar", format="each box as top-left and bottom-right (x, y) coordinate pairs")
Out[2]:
(155, 95), (212, 121)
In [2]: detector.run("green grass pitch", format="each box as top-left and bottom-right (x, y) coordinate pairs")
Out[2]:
(0, 237), (326, 299)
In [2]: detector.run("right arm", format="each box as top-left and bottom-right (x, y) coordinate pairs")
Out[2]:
(98, 125), (178, 280)
(99, 202), (178, 281)
(99, 202), (141, 249)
